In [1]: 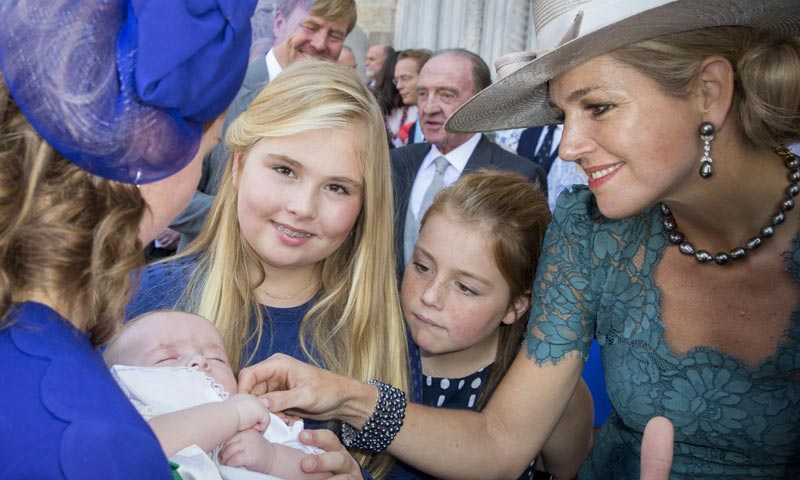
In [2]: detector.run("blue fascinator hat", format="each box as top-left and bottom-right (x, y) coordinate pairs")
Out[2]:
(0, 0), (256, 184)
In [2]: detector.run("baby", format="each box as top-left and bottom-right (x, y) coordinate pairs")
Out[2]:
(103, 309), (330, 480)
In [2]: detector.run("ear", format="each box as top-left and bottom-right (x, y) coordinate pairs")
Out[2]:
(695, 56), (735, 128)
(272, 11), (285, 37)
(502, 293), (531, 325)
(231, 150), (242, 190)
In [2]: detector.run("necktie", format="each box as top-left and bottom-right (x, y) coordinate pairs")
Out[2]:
(533, 125), (556, 169)
(404, 156), (449, 266)
(418, 156), (449, 222)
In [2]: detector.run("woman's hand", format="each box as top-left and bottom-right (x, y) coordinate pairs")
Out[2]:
(299, 429), (364, 480)
(238, 353), (378, 428)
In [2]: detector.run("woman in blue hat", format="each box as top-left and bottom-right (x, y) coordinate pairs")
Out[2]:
(0, 1), (258, 478)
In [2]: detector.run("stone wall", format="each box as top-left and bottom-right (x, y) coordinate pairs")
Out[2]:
(356, 0), (397, 45)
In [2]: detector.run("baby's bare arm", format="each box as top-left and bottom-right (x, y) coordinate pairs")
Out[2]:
(221, 429), (331, 480)
(269, 442), (332, 480)
(148, 393), (269, 456)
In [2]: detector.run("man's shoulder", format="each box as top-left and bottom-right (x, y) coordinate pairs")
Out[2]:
(390, 142), (431, 162)
(390, 143), (432, 177)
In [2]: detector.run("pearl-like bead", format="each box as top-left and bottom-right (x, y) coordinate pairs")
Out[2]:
(700, 162), (714, 178)
(745, 237), (762, 251)
(699, 122), (715, 136)
(730, 248), (746, 259)
(695, 251), (714, 263)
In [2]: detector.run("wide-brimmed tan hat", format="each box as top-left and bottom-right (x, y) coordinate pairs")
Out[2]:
(446, 0), (800, 133)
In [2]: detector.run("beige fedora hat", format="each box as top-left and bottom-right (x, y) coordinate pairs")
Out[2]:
(446, 0), (800, 133)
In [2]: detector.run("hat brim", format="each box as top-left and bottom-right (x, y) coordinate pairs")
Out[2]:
(446, 0), (800, 133)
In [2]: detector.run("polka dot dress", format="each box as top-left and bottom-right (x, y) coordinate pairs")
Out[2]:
(422, 363), (540, 480)
(423, 366), (490, 410)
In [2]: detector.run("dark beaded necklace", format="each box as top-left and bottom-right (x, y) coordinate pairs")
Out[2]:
(660, 147), (800, 265)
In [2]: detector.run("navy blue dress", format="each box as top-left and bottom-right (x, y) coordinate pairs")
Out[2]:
(129, 256), (423, 478)
(423, 366), (537, 480)
(0, 302), (171, 479)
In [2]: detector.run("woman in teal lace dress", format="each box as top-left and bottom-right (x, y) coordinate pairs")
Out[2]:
(236, 1), (799, 478)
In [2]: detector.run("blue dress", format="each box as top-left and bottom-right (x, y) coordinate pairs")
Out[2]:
(128, 256), (315, 367)
(0, 302), (171, 479)
(527, 186), (800, 479)
(128, 256), (423, 391)
(422, 366), (538, 480)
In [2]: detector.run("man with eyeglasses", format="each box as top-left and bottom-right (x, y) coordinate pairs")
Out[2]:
(393, 49), (431, 145)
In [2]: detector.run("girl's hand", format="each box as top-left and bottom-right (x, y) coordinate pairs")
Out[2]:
(640, 416), (674, 480)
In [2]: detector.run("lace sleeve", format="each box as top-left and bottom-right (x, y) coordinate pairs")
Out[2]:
(526, 187), (596, 365)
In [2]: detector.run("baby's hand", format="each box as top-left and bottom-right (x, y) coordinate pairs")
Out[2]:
(219, 429), (276, 474)
(224, 393), (270, 433)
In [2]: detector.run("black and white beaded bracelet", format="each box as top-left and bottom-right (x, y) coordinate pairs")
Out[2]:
(340, 380), (406, 453)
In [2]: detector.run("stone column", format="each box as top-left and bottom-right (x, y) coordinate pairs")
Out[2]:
(392, 0), (537, 76)
(393, 0), (442, 50)
(461, 0), (484, 53)
(479, 0), (531, 76)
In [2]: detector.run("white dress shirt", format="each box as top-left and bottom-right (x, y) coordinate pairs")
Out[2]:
(265, 48), (283, 81)
(408, 133), (481, 218)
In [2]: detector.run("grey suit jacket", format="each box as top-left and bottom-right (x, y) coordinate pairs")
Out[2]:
(170, 56), (271, 249)
(391, 135), (547, 276)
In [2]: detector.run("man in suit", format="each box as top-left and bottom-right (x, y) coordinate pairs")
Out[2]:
(169, 0), (357, 249)
(393, 49), (547, 276)
(516, 124), (587, 211)
(365, 43), (393, 86)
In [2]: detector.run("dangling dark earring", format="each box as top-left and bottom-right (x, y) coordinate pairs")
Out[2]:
(699, 122), (715, 179)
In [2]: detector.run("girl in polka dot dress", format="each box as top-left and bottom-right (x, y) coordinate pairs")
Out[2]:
(401, 170), (562, 479)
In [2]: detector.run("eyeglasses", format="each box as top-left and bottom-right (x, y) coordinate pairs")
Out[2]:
(392, 75), (416, 86)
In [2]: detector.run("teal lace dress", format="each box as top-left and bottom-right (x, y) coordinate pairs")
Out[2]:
(527, 186), (800, 479)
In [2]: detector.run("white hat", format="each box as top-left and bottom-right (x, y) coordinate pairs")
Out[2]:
(446, 0), (800, 132)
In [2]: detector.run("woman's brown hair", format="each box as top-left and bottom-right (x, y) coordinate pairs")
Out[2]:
(0, 73), (146, 345)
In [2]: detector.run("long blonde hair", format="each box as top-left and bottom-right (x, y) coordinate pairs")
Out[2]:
(0, 74), (146, 345)
(175, 60), (408, 477)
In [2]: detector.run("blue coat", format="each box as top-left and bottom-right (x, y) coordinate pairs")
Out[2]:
(0, 302), (171, 479)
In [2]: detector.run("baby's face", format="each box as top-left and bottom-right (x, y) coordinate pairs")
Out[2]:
(114, 311), (238, 394)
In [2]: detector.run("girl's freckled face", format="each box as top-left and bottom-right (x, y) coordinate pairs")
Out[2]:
(402, 212), (517, 359)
